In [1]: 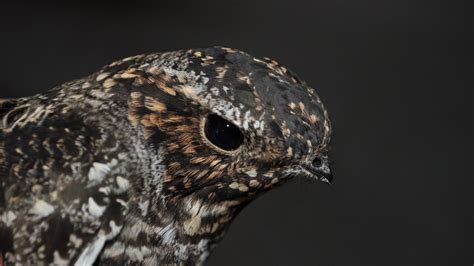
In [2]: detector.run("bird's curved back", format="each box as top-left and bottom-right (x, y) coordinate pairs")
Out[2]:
(0, 99), (26, 130)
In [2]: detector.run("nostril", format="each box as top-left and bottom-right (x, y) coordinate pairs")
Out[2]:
(312, 157), (322, 168)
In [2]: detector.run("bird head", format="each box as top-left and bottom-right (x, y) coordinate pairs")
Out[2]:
(121, 47), (332, 205)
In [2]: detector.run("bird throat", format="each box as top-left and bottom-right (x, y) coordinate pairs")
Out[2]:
(99, 195), (243, 265)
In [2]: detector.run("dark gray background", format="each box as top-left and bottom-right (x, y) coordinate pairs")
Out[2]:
(0, 1), (471, 265)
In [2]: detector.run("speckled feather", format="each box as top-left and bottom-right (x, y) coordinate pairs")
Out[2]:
(0, 47), (332, 265)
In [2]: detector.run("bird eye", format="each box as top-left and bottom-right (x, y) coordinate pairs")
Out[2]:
(202, 114), (244, 152)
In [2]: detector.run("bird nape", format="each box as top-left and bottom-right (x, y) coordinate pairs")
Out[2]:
(0, 47), (332, 265)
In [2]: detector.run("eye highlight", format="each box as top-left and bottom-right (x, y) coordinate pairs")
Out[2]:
(202, 114), (244, 153)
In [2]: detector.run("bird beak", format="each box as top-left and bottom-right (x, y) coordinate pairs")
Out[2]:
(298, 157), (333, 185)
(300, 165), (332, 184)
(317, 169), (333, 184)
(282, 157), (333, 185)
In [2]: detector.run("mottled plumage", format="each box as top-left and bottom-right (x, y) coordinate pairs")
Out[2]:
(0, 47), (332, 265)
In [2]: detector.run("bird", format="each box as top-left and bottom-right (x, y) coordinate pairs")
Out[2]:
(0, 47), (332, 265)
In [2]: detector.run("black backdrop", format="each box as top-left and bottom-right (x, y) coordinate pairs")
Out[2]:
(0, 1), (471, 265)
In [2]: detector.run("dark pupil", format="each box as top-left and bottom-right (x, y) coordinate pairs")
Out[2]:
(204, 114), (244, 151)
(312, 157), (323, 168)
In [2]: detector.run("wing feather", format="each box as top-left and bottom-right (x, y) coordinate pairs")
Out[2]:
(0, 97), (130, 264)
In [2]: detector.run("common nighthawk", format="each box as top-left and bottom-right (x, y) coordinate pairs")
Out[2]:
(0, 47), (332, 265)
